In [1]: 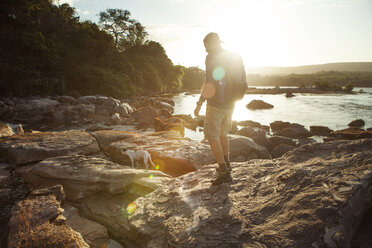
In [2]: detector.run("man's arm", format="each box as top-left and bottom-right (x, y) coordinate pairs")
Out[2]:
(194, 55), (211, 116)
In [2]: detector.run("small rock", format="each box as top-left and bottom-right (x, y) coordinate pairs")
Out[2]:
(348, 119), (365, 128)
(310, 126), (333, 136)
(111, 113), (121, 124)
(237, 120), (262, 128)
(0, 123), (13, 137)
(285, 92), (295, 98)
(246, 100), (274, 110)
(270, 121), (291, 132)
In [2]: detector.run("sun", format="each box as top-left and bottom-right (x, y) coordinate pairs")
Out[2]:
(205, 3), (289, 67)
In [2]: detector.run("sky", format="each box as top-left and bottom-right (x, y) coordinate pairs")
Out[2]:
(57, 0), (372, 68)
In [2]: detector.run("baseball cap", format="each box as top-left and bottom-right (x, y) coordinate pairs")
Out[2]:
(203, 32), (223, 45)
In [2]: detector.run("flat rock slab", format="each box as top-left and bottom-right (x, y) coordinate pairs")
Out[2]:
(64, 204), (109, 248)
(0, 131), (100, 165)
(105, 131), (215, 177)
(123, 139), (372, 248)
(23, 155), (173, 248)
(24, 155), (172, 202)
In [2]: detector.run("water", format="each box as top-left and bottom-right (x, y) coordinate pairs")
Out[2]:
(173, 88), (372, 140)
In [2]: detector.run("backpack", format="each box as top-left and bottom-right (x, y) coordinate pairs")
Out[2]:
(221, 52), (247, 102)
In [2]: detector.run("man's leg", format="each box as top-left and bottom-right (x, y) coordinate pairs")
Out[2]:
(220, 134), (230, 169)
(208, 139), (227, 172)
(220, 109), (233, 169)
(204, 106), (231, 184)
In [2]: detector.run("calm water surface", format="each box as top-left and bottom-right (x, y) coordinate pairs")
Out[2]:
(173, 87), (372, 140)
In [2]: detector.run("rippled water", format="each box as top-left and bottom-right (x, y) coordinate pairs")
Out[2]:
(173, 87), (372, 140)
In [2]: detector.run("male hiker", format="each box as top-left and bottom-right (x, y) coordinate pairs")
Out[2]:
(194, 32), (247, 185)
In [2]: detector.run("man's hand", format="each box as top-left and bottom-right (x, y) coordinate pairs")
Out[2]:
(194, 101), (203, 116)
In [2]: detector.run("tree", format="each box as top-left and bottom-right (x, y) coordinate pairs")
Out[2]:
(98, 9), (148, 50)
(182, 67), (205, 90)
(344, 83), (354, 93)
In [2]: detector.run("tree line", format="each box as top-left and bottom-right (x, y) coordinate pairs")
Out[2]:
(0, 0), (203, 98)
(247, 71), (372, 88)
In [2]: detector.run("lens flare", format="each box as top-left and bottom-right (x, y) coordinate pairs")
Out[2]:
(149, 174), (154, 179)
(201, 82), (216, 99)
(127, 202), (137, 215)
(213, 67), (225, 81)
(153, 159), (165, 171)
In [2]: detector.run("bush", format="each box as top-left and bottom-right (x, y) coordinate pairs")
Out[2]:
(65, 65), (134, 98)
(344, 83), (354, 92)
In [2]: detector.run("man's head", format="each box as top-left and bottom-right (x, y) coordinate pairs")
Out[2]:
(203, 32), (222, 53)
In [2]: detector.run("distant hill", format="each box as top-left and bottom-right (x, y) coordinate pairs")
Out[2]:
(246, 62), (372, 75)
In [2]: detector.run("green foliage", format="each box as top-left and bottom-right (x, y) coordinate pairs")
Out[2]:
(181, 67), (205, 90)
(0, 0), (183, 97)
(99, 8), (148, 51)
(314, 81), (342, 91)
(65, 65), (134, 98)
(124, 41), (184, 93)
(247, 71), (372, 88)
(344, 83), (354, 92)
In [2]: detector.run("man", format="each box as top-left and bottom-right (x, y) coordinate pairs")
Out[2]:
(194, 32), (246, 185)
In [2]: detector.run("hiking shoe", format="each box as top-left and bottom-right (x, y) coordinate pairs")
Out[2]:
(211, 171), (232, 185)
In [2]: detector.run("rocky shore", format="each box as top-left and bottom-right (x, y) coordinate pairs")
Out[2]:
(0, 95), (372, 247)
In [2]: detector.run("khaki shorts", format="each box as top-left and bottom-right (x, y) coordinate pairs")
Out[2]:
(204, 105), (233, 141)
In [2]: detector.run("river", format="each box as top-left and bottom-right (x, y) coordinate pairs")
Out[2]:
(172, 87), (372, 141)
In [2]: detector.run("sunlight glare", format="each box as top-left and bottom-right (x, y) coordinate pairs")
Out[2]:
(205, 2), (289, 67)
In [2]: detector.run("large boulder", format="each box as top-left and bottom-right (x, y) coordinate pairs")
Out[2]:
(7, 185), (89, 248)
(79, 104), (96, 118)
(123, 139), (372, 248)
(310, 125), (333, 136)
(158, 101), (174, 113)
(174, 114), (198, 130)
(0, 131), (100, 166)
(76, 96), (97, 105)
(153, 117), (185, 137)
(229, 134), (271, 160)
(115, 103), (129, 117)
(13, 98), (59, 122)
(270, 120), (291, 132)
(58, 95), (76, 104)
(270, 121), (312, 138)
(99, 96), (120, 111)
(246, 100), (274, 110)
(279, 123), (312, 138)
(131, 106), (159, 126)
(235, 126), (270, 150)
